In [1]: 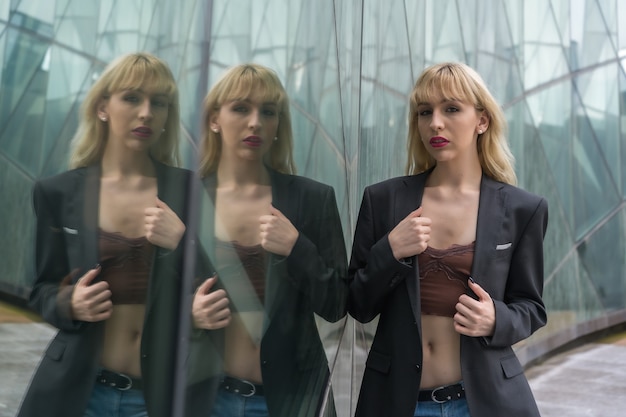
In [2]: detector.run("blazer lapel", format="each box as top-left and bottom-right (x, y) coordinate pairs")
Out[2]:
(81, 165), (100, 279)
(472, 175), (506, 284)
(265, 170), (295, 320)
(396, 174), (428, 325)
(199, 174), (218, 263)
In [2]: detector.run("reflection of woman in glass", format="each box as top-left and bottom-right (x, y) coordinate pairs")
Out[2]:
(349, 62), (548, 417)
(18, 53), (192, 417)
(189, 63), (348, 417)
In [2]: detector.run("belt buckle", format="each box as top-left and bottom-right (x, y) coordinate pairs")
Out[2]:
(240, 379), (256, 397)
(115, 372), (133, 391)
(430, 386), (448, 404)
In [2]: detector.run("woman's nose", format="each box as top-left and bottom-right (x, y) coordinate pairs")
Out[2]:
(429, 110), (443, 131)
(248, 109), (262, 129)
(138, 99), (153, 120)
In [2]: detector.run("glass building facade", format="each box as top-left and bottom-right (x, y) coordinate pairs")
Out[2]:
(1, 0), (625, 415)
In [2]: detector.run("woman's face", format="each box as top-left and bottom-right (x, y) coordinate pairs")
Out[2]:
(415, 91), (486, 163)
(99, 87), (170, 153)
(212, 90), (280, 164)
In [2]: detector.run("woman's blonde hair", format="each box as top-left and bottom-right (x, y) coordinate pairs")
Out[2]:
(70, 52), (180, 168)
(406, 62), (516, 185)
(199, 63), (295, 177)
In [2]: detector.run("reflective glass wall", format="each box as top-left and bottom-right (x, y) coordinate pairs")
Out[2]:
(2, 0), (626, 416)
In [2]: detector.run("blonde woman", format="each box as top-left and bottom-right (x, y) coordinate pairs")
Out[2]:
(19, 52), (192, 417)
(188, 63), (348, 417)
(349, 62), (548, 417)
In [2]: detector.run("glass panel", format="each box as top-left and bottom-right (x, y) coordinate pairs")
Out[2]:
(574, 66), (621, 193)
(0, 28), (51, 128)
(39, 47), (91, 174)
(577, 212), (626, 311)
(0, 0), (9, 21)
(0, 160), (35, 295)
(53, 0), (98, 53)
(523, 0), (570, 90)
(621, 61), (626, 197)
(0, 29), (50, 175)
(576, 0), (617, 68)
(619, 0), (626, 51)
(12, 0), (54, 37)
(570, 90), (621, 238)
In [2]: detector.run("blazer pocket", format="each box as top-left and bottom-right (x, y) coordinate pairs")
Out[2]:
(366, 349), (391, 374)
(500, 354), (523, 379)
(45, 338), (66, 362)
(493, 242), (513, 259)
(63, 226), (79, 235)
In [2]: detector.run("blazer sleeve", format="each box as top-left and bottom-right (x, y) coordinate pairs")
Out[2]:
(347, 186), (413, 323)
(283, 184), (349, 323)
(486, 196), (549, 347)
(29, 180), (82, 331)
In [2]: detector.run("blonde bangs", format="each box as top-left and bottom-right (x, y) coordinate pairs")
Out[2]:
(214, 67), (286, 111)
(410, 66), (479, 113)
(106, 56), (177, 101)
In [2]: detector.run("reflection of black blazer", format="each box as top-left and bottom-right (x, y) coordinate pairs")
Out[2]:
(186, 169), (349, 417)
(18, 162), (193, 417)
(349, 172), (548, 417)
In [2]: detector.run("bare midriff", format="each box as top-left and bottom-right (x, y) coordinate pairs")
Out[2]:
(420, 314), (462, 389)
(100, 305), (145, 378)
(223, 312), (264, 383)
(214, 181), (272, 385)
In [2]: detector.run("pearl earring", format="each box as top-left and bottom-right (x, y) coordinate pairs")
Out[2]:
(478, 129), (483, 134)
(273, 137), (278, 141)
(212, 128), (219, 133)
(100, 116), (107, 122)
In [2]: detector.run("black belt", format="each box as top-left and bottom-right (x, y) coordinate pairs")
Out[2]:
(220, 375), (264, 397)
(418, 382), (465, 403)
(96, 368), (143, 391)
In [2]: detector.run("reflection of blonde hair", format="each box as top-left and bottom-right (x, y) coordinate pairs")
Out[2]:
(406, 62), (516, 185)
(70, 52), (180, 168)
(199, 63), (295, 176)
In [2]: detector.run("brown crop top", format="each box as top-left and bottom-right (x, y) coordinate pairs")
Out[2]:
(98, 228), (154, 305)
(417, 242), (474, 317)
(215, 239), (267, 311)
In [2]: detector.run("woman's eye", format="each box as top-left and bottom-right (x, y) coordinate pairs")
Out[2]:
(418, 109), (432, 116)
(152, 99), (168, 108)
(446, 106), (460, 112)
(262, 108), (277, 116)
(233, 105), (248, 113)
(124, 95), (139, 103)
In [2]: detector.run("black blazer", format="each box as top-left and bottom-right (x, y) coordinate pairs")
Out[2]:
(186, 169), (349, 417)
(348, 172), (548, 417)
(18, 162), (193, 417)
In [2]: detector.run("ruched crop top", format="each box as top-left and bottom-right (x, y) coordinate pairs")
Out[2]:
(98, 228), (153, 304)
(417, 242), (474, 317)
(215, 239), (267, 311)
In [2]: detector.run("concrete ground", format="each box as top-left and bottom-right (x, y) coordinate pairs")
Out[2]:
(1, 300), (625, 417)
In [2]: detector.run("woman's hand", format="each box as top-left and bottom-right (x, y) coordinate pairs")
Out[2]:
(388, 207), (432, 260)
(454, 278), (496, 337)
(70, 265), (112, 322)
(144, 197), (186, 250)
(192, 276), (231, 330)
(259, 205), (299, 257)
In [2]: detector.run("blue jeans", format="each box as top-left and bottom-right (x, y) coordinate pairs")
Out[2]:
(210, 386), (269, 417)
(84, 382), (148, 417)
(414, 398), (471, 417)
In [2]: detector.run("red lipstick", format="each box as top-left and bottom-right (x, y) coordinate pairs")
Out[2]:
(243, 135), (262, 147)
(132, 126), (153, 138)
(429, 136), (449, 148)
